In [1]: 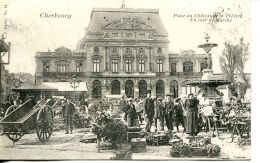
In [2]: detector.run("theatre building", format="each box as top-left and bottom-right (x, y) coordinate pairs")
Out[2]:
(35, 6), (204, 99)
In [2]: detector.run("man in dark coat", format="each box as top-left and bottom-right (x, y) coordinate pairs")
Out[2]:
(63, 97), (76, 134)
(174, 98), (185, 132)
(144, 90), (155, 132)
(154, 97), (166, 131)
(164, 94), (174, 131)
(126, 98), (138, 127)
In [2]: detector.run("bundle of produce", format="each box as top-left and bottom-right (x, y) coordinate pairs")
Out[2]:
(53, 116), (65, 131)
(99, 140), (114, 150)
(206, 144), (221, 157)
(88, 101), (100, 117)
(110, 149), (132, 160)
(145, 132), (155, 145)
(170, 141), (191, 157)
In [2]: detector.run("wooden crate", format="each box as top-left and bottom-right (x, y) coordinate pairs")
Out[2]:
(127, 132), (141, 142)
(152, 134), (169, 146)
(131, 138), (146, 153)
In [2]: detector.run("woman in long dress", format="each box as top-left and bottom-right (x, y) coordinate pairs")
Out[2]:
(185, 93), (199, 136)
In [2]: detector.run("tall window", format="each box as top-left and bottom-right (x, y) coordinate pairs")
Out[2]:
(125, 59), (132, 72)
(43, 62), (49, 73)
(157, 59), (163, 72)
(171, 63), (176, 74)
(125, 33), (132, 38)
(112, 59), (118, 72)
(183, 61), (193, 72)
(200, 62), (206, 72)
(139, 33), (145, 38)
(93, 59), (100, 72)
(57, 60), (69, 74)
(76, 62), (83, 73)
(139, 59), (145, 72)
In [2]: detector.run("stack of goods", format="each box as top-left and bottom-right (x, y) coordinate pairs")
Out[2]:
(152, 132), (170, 146)
(127, 127), (142, 142)
(170, 137), (221, 158)
(145, 131), (170, 146)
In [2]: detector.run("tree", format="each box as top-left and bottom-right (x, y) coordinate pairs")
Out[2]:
(219, 37), (250, 99)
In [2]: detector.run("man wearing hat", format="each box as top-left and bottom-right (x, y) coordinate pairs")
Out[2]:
(63, 97), (76, 134)
(164, 94), (174, 131)
(144, 90), (155, 132)
(154, 96), (166, 131)
(126, 98), (138, 127)
(184, 93), (199, 136)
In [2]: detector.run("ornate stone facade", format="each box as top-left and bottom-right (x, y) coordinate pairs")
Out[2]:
(35, 7), (204, 99)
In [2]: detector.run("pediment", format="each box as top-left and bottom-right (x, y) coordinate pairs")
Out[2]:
(55, 46), (72, 55)
(104, 17), (152, 30)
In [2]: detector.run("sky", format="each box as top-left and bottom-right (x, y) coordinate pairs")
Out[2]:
(0, 0), (251, 75)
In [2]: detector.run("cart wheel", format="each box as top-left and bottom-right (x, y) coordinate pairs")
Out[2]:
(4, 105), (18, 117)
(36, 105), (54, 142)
(5, 124), (24, 143)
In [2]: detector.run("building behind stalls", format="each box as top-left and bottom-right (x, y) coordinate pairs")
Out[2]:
(35, 6), (205, 100)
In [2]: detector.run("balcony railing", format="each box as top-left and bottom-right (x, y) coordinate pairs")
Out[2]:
(43, 72), (85, 78)
(170, 72), (203, 76)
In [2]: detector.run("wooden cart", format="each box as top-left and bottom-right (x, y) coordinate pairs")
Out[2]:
(0, 98), (59, 143)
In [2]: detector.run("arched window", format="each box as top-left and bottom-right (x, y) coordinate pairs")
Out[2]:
(156, 80), (165, 98)
(138, 80), (147, 98)
(125, 80), (134, 98)
(170, 80), (178, 98)
(92, 80), (102, 98)
(111, 80), (121, 95)
(183, 61), (193, 72)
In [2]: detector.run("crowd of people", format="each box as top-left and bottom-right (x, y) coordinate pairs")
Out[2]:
(1, 91), (251, 137)
(119, 90), (198, 135)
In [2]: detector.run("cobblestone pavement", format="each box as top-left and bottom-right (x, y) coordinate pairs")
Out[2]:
(0, 127), (250, 160)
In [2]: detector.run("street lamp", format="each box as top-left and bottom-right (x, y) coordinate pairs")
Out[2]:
(70, 74), (80, 100)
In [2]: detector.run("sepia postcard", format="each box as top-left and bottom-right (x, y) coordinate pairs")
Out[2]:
(0, 0), (252, 160)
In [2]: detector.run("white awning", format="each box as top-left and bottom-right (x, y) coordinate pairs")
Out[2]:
(42, 82), (88, 91)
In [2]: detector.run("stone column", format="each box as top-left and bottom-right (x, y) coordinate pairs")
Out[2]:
(121, 80), (125, 95)
(121, 47), (124, 72)
(134, 79), (139, 98)
(134, 48), (137, 72)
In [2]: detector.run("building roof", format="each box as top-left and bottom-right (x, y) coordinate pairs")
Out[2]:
(85, 7), (168, 37)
